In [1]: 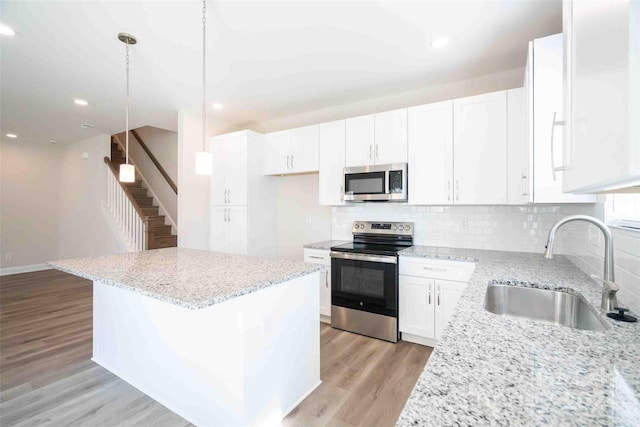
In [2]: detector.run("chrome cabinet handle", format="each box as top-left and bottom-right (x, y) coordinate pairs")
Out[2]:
(369, 145), (372, 161)
(224, 208), (227, 222)
(437, 284), (440, 306)
(375, 144), (379, 160)
(423, 266), (447, 272)
(447, 181), (451, 201)
(428, 283), (431, 305)
(325, 271), (329, 288)
(291, 154), (294, 169)
(228, 189), (231, 204)
(286, 155), (290, 169)
(455, 180), (459, 201)
(340, 185), (344, 202)
(309, 255), (325, 260)
(227, 208), (231, 223)
(550, 111), (566, 181)
(521, 173), (529, 196)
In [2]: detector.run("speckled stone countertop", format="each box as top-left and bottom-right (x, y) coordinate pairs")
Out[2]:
(303, 240), (350, 251)
(49, 248), (324, 310)
(396, 246), (640, 426)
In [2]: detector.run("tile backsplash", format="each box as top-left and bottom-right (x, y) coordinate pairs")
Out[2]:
(332, 204), (595, 254)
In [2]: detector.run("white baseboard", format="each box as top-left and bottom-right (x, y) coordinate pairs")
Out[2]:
(401, 332), (437, 348)
(282, 380), (322, 419)
(0, 263), (52, 277)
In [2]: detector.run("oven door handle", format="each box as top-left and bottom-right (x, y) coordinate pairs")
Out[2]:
(330, 251), (397, 264)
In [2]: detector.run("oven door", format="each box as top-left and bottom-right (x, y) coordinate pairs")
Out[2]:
(330, 252), (398, 318)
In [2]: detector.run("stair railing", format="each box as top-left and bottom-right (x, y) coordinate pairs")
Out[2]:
(104, 157), (149, 251)
(130, 129), (177, 194)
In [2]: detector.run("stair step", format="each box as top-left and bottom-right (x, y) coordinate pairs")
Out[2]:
(134, 196), (154, 206)
(146, 216), (166, 228)
(125, 181), (143, 188)
(141, 206), (159, 216)
(111, 156), (126, 164)
(129, 187), (148, 197)
(150, 225), (172, 237)
(150, 235), (177, 249)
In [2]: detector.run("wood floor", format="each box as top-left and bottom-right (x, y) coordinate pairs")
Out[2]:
(0, 270), (432, 426)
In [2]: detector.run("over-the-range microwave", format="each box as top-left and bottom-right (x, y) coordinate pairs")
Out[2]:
(343, 163), (408, 202)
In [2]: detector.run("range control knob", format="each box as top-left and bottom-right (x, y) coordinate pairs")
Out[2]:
(354, 224), (360, 229)
(406, 225), (411, 231)
(392, 225), (398, 230)
(398, 225), (405, 231)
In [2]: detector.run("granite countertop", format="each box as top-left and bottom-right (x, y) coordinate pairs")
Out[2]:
(303, 240), (350, 251)
(396, 246), (640, 426)
(49, 247), (324, 310)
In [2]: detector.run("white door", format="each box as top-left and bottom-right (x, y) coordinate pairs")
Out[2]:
(374, 109), (408, 165)
(225, 133), (248, 206)
(453, 91), (508, 205)
(209, 207), (228, 253)
(291, 125), (319, 173)
(408, 101), (454, 205)
(399, 276), (435, 339)
(319, 120), (346, 206)
(210, 135), (228, 206)
(345, 114), (375, 167)
(263, 130), (291, 175)
(434, 280), (466, 340)
(532, 34), (595, 203)
(227, 206), (248, 255)
(506, 88), (531, 204)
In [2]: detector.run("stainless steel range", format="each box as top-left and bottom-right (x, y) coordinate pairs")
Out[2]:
(330, 221), (414, 343)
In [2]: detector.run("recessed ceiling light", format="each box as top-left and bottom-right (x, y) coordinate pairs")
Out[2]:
(49, 140), (57, 144)
(0, 24), (15, 37)
(212, 103), (224, 110)
(6, 133), (17, 138)
(430, 37), (449, 49)
(74, 99), (88, 106)
(80, 123), (95, 129)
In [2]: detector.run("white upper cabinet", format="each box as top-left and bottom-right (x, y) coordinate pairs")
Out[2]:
(527, 34), (596, 203)
(453, 91), (508, 205)
(562, 0), (640, 192)
(345, 110), (408, 167)
(319, 120), (346, 206)
(345, 114), (375, 167)
(263, 125), (319, 175)
(408, 101), (454, 205)
(506, 87), (531, 204)
(374, 109), (408, 165)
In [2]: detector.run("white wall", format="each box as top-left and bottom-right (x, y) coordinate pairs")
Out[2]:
(134, 126), (178, 183)
(0, 141), (61, 271)
(58, 134), (126, 259)
(177, 108), (210, 250)
(276, 174), (331, 261)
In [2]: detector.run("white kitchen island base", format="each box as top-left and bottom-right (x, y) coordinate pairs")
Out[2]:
(92, 272), (320, 426)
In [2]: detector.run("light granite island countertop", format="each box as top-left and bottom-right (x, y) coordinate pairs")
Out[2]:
(49, 247), (324, 309)
(396, 247), (640, 426)
(49, 247), (324, 426)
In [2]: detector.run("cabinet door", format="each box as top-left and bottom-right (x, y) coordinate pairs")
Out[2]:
(374, 109), (408, 165)
(227, 206), (248, 255)
(453, 91), (507, 205)
(210, 136), (228, 206)
(408, 101), (454, 205)
(319, 120), (346, 206)
(399, 275), (435, 339)
(291, 125), (319, 173)
(506, 88), (531, 204)
(263, 130), (291, 175)
(345, 114), (375, 167)
(209, 207), (228, 252)
(320, 269), (331, 317)
(225, 132), (248, 206)
(531, 34), (596, 203)
(434, 280), (466, 340)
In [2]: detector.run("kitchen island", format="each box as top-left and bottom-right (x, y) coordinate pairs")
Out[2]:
(49, 247), (324, 426)
(396, 247), (640, 426)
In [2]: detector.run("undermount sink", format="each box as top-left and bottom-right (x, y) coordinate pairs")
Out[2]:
(483, 283), (610, 332)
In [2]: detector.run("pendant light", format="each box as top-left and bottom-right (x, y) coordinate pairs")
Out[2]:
(195, 0), (213, 175)
(118, 32), (137, 183)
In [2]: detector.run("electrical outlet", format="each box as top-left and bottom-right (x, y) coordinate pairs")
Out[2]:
(4, 252), (12, 260)
(461, 218), (469, 231)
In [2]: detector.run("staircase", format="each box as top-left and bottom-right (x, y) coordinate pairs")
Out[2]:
(110, 137), (177, 250)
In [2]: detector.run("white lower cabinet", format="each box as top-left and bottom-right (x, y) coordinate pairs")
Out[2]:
(399, 257), (474, 347)
(303, 249), (331, 321)
(210, 206), (248, 255)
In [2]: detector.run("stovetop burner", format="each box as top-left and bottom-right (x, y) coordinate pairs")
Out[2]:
(330, 221), (414, 255)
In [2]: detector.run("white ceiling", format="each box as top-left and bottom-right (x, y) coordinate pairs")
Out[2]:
(0, 0), (561, 144)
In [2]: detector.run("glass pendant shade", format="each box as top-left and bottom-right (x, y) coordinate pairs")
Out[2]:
(195, 151), (213, 175)
(119, 163), (136, 182)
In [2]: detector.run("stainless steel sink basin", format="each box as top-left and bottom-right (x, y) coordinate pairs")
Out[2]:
(484, 284), (610, 332)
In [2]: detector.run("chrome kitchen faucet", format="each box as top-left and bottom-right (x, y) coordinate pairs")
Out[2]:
(544, 215), (619, 311)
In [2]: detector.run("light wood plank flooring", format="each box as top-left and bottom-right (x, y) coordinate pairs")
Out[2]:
(1, 270), (432, 426)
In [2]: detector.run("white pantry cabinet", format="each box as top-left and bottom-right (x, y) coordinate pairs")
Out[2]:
(345, 109), (408, 167)
(263, 125), (319, 175)
(562, 0), (640, 192)
(525, 34), (596, 203)
(209, 130), (277, 258)
(453, 91), (508, 205)
(408, 100), (454, 205)
(318, 120), (346, 206)
(399, 257), (475, 347)
(303, 248), (331, 321)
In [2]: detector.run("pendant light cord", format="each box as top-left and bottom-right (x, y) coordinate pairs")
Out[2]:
(125, 40), (130, 165)
(202, 0), (207, 152)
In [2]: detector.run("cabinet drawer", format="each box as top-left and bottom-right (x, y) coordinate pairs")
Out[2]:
(399, 257), (475, 282)
(304, 249), (331, 266)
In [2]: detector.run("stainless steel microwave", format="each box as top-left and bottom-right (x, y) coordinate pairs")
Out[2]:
(343, 163), (408, 202)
